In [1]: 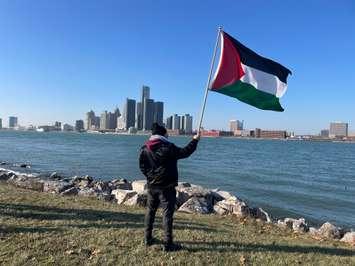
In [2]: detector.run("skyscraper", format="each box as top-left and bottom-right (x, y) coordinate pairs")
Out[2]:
(94, 116), (100, 129)
(230, 120), (244, 132)
(141, 86), (150, 130)
(135, 102), (142, 129)
(75, 120), (84, 131)
(172, 114), (180, 130)
(9, 116), (18, 128)
(153, 101), (164, 126)
(143, 98), (155, 130)
(124, 98), (136, 130)
(0, 118), (2, 129)
(166, 116), (173, 129)
(183, 114), (193, 134)
(86, 110), (96, 130)
(179, 116), (185, 131)
(100, 111), (109, 130)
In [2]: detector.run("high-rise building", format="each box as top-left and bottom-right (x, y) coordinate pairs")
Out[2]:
(329, 122), (348, 138)
(117, 115), (125, 130)
(141, 85), (150, 108)
(172, 114), (180, 130)
(100, 111), (109, 130)
(108, 112), (116, 130)
(9, 116), (18, 128)
(0, 118), (2, 129)
(320, 129), (329, 138)
(183, 114), (193, 134)
(86, 110), (96, 130)
(107, 108), (120, 130)
(124, 98), (136, 130)
(153, 101), (164, 126)
(166, 116), (173, 129)
(135, 102), (142, 129)
(230, 120), (244, 132)
(143, 98), (155, 130)
(140, 86), (150, 130)
(94, 116), (100, 129)
(75, 120), (84, 131)
(179, 116), (185, 131)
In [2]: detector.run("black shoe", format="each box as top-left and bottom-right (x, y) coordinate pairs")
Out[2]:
(162, 243), (182, 252)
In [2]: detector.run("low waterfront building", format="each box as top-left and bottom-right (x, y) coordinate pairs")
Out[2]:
(251, 128), (287, 139)
(167, 129), (183, 136)
(329, 122), (348, 138)
(201, 130), (233, 137)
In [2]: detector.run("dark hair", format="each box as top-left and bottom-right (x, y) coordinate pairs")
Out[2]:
(151, 123), (167, 136)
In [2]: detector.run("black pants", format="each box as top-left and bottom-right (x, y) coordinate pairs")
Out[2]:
(144, 186), (176, 244)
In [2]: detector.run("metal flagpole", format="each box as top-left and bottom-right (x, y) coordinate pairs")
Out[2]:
(197, 26), (222, 134)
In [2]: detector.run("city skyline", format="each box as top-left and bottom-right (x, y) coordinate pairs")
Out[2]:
(0, 2), (354, 134)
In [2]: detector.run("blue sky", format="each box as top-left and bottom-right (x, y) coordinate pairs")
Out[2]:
(0, 1), (354, 134)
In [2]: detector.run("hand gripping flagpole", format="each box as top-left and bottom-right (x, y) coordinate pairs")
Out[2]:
(197, 26), (222, 134)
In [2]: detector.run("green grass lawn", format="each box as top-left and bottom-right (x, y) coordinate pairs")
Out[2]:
(0, 183), (354, 265)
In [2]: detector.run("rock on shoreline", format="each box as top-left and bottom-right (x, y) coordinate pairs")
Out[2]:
(0, 167), (353, 245)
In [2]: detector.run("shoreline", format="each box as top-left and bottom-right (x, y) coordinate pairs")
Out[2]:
(0, 163), (353, 245)
(1, 130), (355, 143)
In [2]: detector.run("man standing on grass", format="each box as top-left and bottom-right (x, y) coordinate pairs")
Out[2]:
(139, 123), (200, 252)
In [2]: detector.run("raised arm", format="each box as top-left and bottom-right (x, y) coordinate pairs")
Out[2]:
(171, 135), (200, 160)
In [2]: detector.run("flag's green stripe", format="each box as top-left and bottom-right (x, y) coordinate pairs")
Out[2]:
(213, 81), (284, 112)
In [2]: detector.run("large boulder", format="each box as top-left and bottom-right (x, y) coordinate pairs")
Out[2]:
(60, 187), (79, 196)
(124, 192), (147, 207)
(132, 180), (147, 192)
(8, 175), (44, 192)
(77, 187), (98, 197)
(72, 175), (94, 187)
(49, 172), (62, 180)
(92, 181), (111, 193)
(176, 185), (214, 207)
(96, 192), (113, 201)
(277, 218), (309, 233)
(0, 172), (10, 181)
(249, 207), (272, 223)
(211, 189), (236, 202)
(43, 180), (73, 193)
(178, 197), (211, 214)
(318, 222), (342, 239)
(111, 189), (137, 204)
(213, 198), (250, 217)
(340, 232), (355, 245)
(109, 179), (132, 190)
(177, 182), (191, 188)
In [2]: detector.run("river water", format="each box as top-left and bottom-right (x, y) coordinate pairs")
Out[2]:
(0, 131), (354, 228)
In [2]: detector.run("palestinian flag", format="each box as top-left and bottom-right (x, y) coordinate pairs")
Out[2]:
(210, 31), (291, 111)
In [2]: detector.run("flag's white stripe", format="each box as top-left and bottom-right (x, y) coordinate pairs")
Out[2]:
(210, 32), (224, 89)
(241, 64), (287, 98)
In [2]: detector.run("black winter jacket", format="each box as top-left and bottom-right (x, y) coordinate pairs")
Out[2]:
(139, 137), (198, 188)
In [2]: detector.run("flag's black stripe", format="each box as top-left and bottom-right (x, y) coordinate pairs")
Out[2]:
(224, 31), (292, 83)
